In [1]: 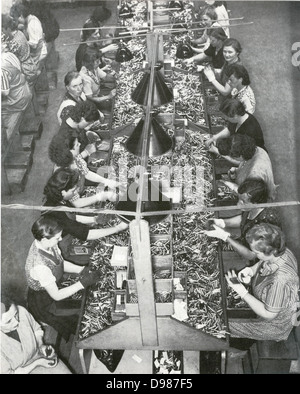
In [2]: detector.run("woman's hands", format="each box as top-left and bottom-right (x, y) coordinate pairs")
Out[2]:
(39, 344), (56, 359)
(84, 143), (97, 156)
(204, 65), (216, 82)
(203, 224), (230, 242)
(108, 89), (116, 99)
(101, 44), (118, 54)
(225, 270), (249, 299)
(205, 135), (217, 151)
(103, 178), (120, 189)
(238, 267), (253, 284)
(37, 345), (58, 369)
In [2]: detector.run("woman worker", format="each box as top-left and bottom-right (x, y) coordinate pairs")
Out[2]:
(226, 63), (256, 114)
(226, 223), (299, 343)
(204, 178), (281, 264)
(2, 14), (40, 86)
(75, 19), (118, 73)
(217, 134), (278, 201)
(42, 167), (128, 249)
(203, 38), (242, 98)
(58, 100), (101, 155)
(57, 71), (87, 125)
(1, 293), (72, 374)
(183, 27), (227, 71)
(205, 98), (266, 158)
(79, 52), (116, 111)
(25, 216), (103, 343)
(192, 5), (224, 50)
(48, 132), (118, 191)
(10, 3), (47, 66)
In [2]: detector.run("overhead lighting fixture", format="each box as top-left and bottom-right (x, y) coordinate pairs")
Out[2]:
(131, 67), (173, 107)
(116, 175), (171, 225)
(125, 115), (173, 158)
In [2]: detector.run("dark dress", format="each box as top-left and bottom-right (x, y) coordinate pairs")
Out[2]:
(75, 43), (105, 72)
(228, 113), (266, 150)
(25, 242), (80, 341)
(43, 198), (91, 265)
(58, 120), (89, 153)
(240, 207), (282, 247)
(204, 45), (225, 69)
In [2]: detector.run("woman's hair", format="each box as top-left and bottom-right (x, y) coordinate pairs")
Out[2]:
(208, 26), (227, 41)
(246, 223), (286, 257)
(223, 38), (242, 56)
(238, 178), (269, 203)
(217, 137), (232, 156)
(68, 100), (100, 123)
(200, 6), (218, 21)
(90, 6), (111, 23)
(81, 19), (100, 42)
(230, 134), (257, 160)
(218, 134), (256, 160)
(1, 14), (18, 32)
(64, 71), (80, 87)
(81, 52), (100, 70)
(48, 133), (76, 167)
(226, 63), (251, 86)
(219, 97), (246, 117)
(10, 4), (30, 19)
(31, 216), (62, 241)
(43, 168), (79, 203)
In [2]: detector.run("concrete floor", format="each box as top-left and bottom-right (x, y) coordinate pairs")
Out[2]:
(1, 1), (300, 374)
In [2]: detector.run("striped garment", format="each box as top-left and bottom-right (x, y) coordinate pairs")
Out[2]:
(1, 69), (10, 92)
(229, 248), (299, 341)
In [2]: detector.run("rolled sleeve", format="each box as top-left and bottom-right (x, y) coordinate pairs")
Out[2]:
(264, 281), (290, 313)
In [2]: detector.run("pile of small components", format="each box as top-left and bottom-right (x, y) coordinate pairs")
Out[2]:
(76, 0), (242, 343)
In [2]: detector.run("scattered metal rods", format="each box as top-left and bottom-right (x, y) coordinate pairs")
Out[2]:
(171, 128), (227, 338)
(150, 239), (171, 255)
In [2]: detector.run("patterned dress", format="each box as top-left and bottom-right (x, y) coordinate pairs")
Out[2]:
(231, 85), (256, 114)
(229, 248), (299, 341)
(25, 242), (79, 341)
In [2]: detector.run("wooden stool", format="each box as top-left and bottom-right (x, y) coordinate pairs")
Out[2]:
(252, 329), (299, 374)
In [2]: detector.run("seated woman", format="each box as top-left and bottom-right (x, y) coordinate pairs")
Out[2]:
(183, 27), (227, 71)
(75, 19), (118, 73)
(205, 98), (266, 156)
(25, 216), (102, 343)
(43, 168), (128, 264)
(204, 178), (282, 263)
(226, 63), (256, 114)
(2, 14), (40, 86)
(43, 167), (128, 242)
(10, 3), (47, 66)
(79, 52), (116, 111)
(207, 1), (230, 38)
(48, 132), (118, 190)
(58, 100), (101, 154)
(192, 5), (225, 50)
(1, 293), (72, 374)
(217, 134), (278, 201)
(226, 223), (299, 342)
(203, 38), (242, 98)
(80, 6), (112, 42)
(57, 71), (88, 125)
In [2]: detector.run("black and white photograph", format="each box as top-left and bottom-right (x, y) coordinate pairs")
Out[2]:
(1, 0), (300, 376)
